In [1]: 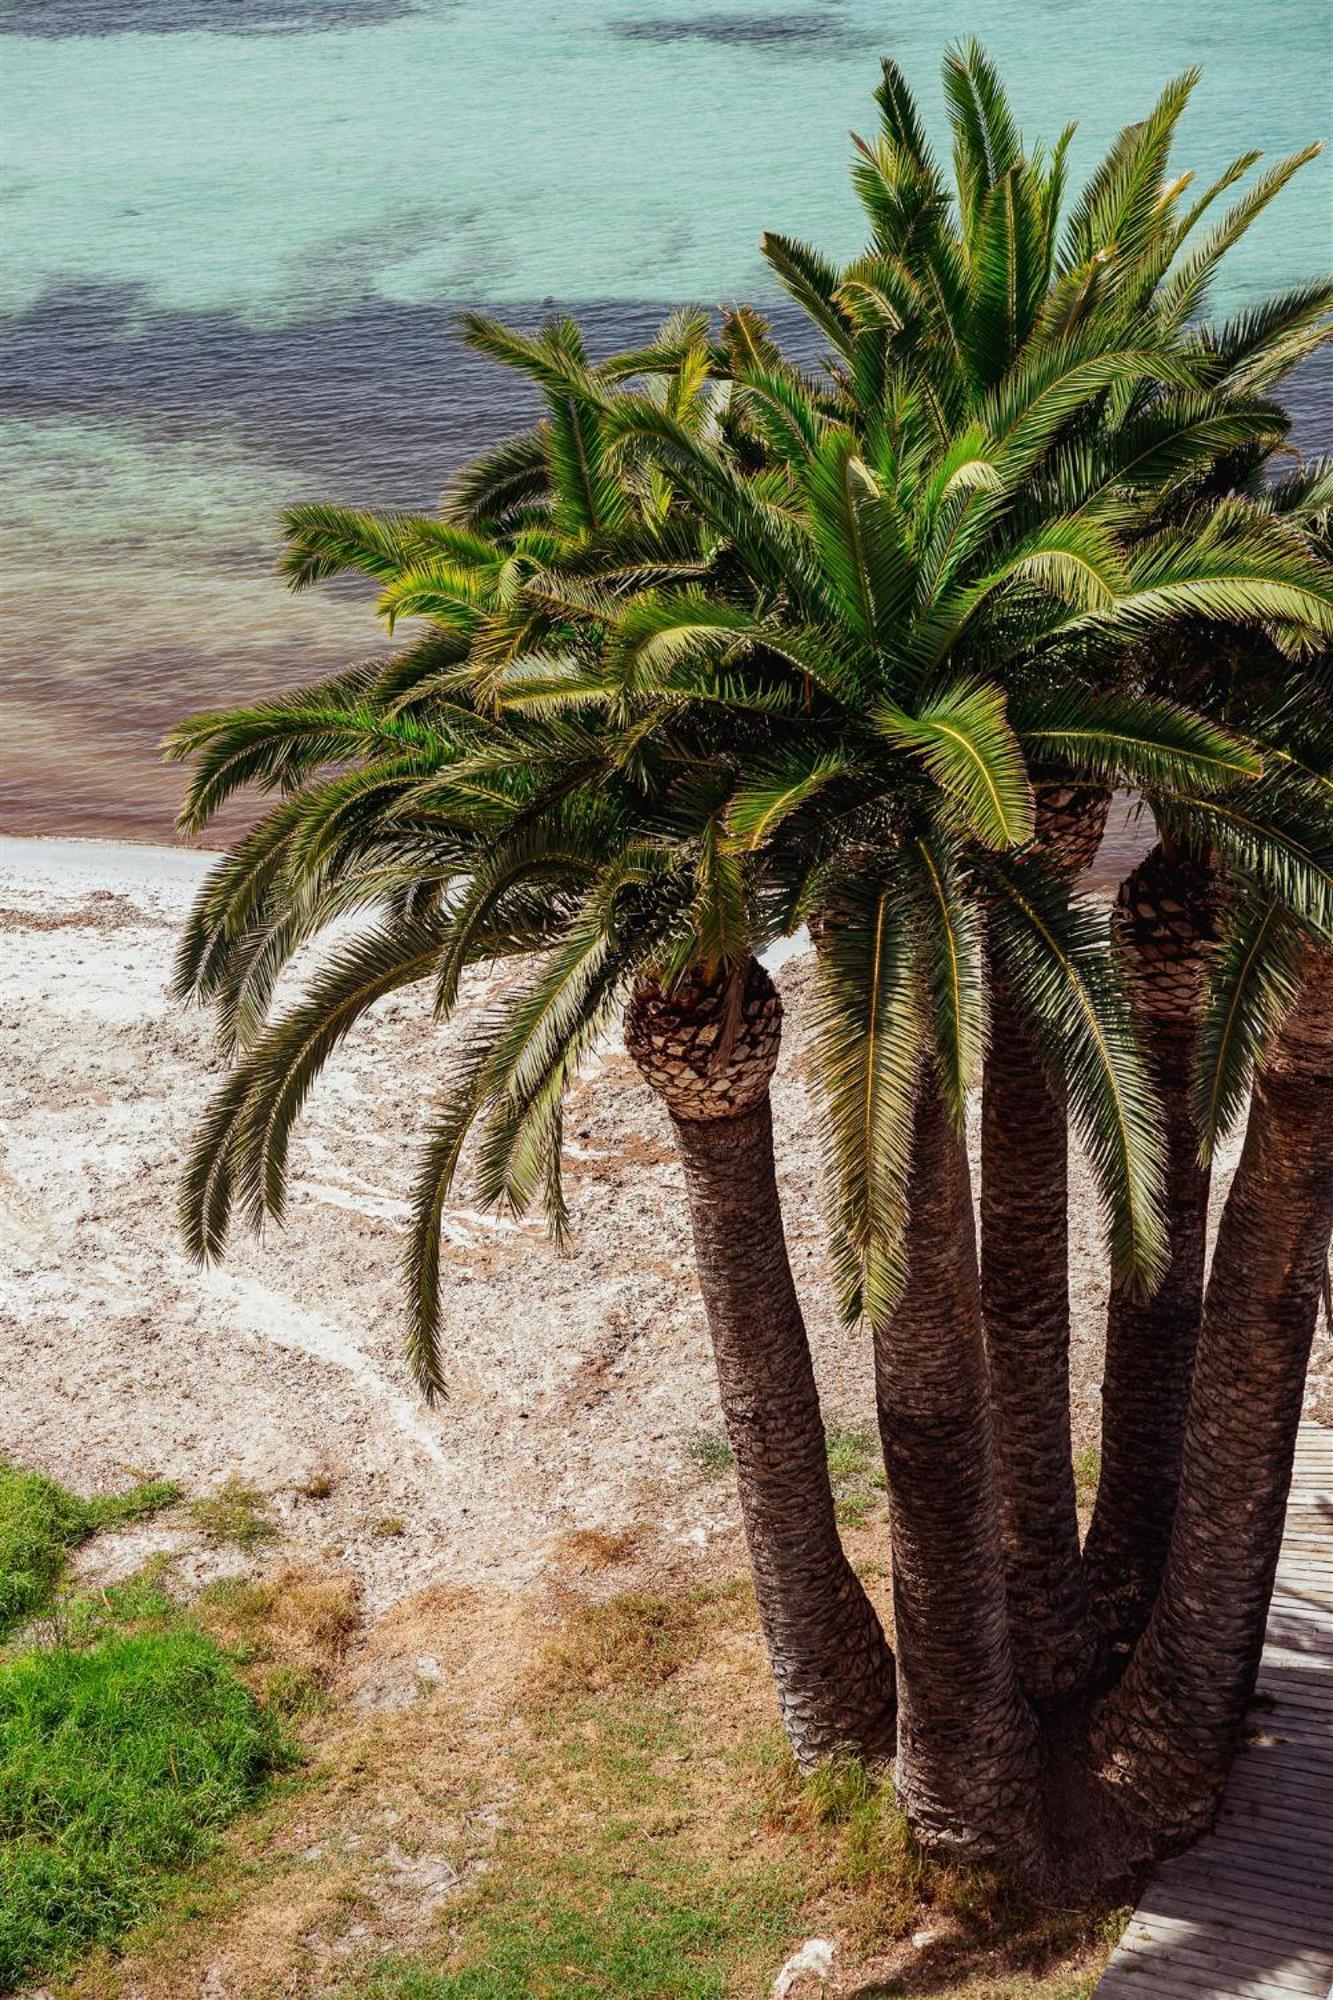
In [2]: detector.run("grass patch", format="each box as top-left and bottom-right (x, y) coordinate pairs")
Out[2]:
(686, 1432), (734, 1481)
(554, 1526), (641, 1573)
(326, 1584), (1119, 2000)
(1073, 1444), (1101, 1507)
(195, 1565), (360, 1726)
(0, 1625), (292, 1989)
(189, 1480), (277, 1550)
(0, 1461), (297, 1990)
(296, 1469), (337, 1500)
(0, 1460), (294, 1992)
(824, 1422), (876, 1487)
(0, 1460), (180, 1641)
(345, 1875), (788, 1999)
(538, 1591), (702, 1696)
(825, 1422), (884, 1532)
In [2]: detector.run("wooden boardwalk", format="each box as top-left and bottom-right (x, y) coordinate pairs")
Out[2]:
(1098, 1422), (1333, 1999)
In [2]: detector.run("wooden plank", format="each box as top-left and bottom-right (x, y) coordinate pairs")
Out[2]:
(1227, 1741), (1333, 1776)
(1098, 1421), (1333, 1997)
(1098, 1953), (1328, 2000)
(1135, 1890), (1333, 1958)
(1119, 1911), (1333, 1980)
(1100, 1931), (1330, 1998)
(1226, 1756), (1333, 1790)
(1190, 1835), (1333, 1878)
(1111, 1941), (1332, 1999)
(1119, 1915), (1333, 1977)
(1216, 1808), (1333, 1849)
(1225, 1766), (1333, 1800)
(1254, 1664), (1333, 1690)
(1133, 1892), (1333, 1957)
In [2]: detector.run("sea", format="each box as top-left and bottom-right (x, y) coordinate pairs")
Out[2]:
(2, 0), (1331, 843)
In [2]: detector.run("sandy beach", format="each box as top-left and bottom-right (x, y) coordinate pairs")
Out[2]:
(2, 833), (1329, 1618)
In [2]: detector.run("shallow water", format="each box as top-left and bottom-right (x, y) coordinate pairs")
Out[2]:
(2, 0), (1330, 842)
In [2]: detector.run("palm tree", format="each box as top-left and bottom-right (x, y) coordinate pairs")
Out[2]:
(762, 42), (1333, 1704)
(169, 311), (900, 1772)
(1085, 463), (1333, 1649)
(169, 50), (1333, 1888)
(1096, 945), (1333, 1839)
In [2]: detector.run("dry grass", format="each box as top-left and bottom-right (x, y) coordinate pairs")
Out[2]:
(198, 1564), (360, 1677)
(537, 1587), (705, 1695)
(551, 1525), (642, 1573)
(296, 1469), (338, 1502)
(44, 1569), (1122, 2000)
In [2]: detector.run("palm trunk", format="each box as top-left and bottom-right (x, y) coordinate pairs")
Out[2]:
(1084, 845), (1217, 1651)
(1094, 951), (1333, 1843)
(981, 786), (1108, 1706)
(875, 1081), (1042, 1867)
(626, 959), (897, 1769)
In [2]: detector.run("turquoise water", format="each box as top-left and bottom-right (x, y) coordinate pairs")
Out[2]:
(3, 0), (1331, 836)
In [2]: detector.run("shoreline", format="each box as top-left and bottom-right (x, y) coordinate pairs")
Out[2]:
(0, 831), (215, 897)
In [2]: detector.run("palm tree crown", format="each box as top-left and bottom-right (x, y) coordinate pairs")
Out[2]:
(167, 47), (1333, 1396)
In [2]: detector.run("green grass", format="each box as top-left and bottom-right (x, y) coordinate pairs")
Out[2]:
(0, 1625), (291, 1989)
(1073, 1444), (1101, 1507)
(344, 1875), (779, 1999)
(686, 1433), (734, 1481)
(189, 1480), (277, 1550)
(0, 1461), (292, 1991)
(0, 1460), (180, 1641)
(824, 1423), (876, 1486)
(824, 1423), (884, 1531)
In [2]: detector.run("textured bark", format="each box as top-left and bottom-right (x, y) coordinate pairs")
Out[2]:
(1094, 951), (1333, 1843)
(981, 785), (1109, 1706)
(875, 1084), (1043, 1867)
(626, 960), (897, 1768)
(1084, 846), (1218, 1649)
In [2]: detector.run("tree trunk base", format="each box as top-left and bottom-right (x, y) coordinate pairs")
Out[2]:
(901, 1702), (1222, 1905)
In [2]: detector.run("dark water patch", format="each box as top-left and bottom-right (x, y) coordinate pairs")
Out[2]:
(0, 284), (820, 503)
(610, 11), (860, 49)
(1, 0), (418, 38)
(3, 283), (1328, 509)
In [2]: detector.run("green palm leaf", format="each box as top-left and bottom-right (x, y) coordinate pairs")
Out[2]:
(877, 681), (1035, 849)
(811, 863), (928, 1323)
(802, 431), (914, 652)
(910, 833), (989, 1120)
(1193, 896), (1309, 1158)
(1015, 691), (1263, 794)
(984, 860), (1167, 1292)
(725, 747), (855, 850)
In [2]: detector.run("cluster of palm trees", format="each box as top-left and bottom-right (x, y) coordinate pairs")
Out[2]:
(166, 47), (1333, 1896)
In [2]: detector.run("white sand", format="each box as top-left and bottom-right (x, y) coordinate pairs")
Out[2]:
(1, 836), (1327, 1613)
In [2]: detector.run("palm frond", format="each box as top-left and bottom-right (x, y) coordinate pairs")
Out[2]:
(984, 860), (1167, 1292)
(1015, 690), (1263, 794)
(802, 430), (914, 652)
(943, 37), (1022, 238)
(878, 681), (1035, 849)
(1193, 896), (1309, 1157)
(909, 832), (989, 1120)
(811, 863), (927, 1323)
